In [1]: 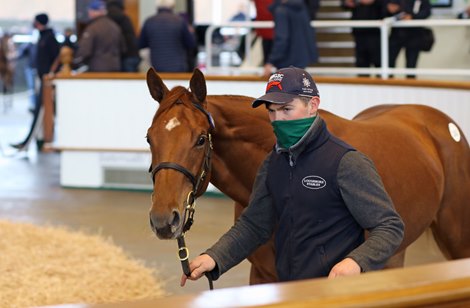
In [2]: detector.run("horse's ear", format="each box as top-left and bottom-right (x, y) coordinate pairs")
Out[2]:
(189, 68), (207, 106)
(146, 67), (169, 103)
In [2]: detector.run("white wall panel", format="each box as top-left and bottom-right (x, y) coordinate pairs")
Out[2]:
(54, 78), (470, 188)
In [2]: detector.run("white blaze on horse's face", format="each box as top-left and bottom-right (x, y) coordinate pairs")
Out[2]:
(165, 117), (181, 131)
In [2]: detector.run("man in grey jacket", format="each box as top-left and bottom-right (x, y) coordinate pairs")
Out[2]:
(73, 0), (123, 72)
(181, 66), (404, 286)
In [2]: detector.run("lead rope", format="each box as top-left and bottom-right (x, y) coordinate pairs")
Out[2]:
(177, 235), (214, 290)
(176, 190), (214, 290)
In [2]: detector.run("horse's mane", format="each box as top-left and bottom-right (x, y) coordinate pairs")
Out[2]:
(207, 95), (274, 150)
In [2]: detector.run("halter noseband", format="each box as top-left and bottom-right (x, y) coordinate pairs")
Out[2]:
(149, 102), (215, 289)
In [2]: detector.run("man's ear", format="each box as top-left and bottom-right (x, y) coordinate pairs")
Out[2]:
(309, 96), (320, 115)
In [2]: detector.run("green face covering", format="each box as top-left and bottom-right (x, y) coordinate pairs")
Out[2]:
(272, 116), (316, 149)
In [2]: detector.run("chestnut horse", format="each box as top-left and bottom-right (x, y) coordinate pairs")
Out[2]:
(0, 34), (15, 111)
(146, 68), (470, 284)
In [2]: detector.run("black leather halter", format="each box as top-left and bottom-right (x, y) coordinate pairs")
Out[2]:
(149, 102), (215, 289)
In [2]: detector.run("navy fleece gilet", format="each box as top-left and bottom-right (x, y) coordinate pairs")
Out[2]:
(267, 121), (365, 281)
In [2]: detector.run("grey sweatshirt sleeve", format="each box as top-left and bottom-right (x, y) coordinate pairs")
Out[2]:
(339, 151), (405, 272)
(205, 154), (276, 280)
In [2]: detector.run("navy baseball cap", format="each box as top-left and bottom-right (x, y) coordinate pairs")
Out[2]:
(88, 0), (106, 10)
(252, 66), (320, 108)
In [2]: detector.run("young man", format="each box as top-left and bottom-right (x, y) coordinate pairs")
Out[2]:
(181, 66), (404, 285)
(10, 13), (60, 151)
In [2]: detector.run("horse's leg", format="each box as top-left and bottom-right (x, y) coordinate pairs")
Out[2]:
(431, 184), (470, 260)
(428, 122), (470, 260)
(5, 73), (13, 110)
(234, 202), (278, 284)
(2, 81), (6, 113)
(2, 74), (13, 112)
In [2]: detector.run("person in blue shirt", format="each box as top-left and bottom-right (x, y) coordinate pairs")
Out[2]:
(263, 0), (318, 77)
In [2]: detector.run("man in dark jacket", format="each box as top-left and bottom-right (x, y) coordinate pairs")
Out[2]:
(10, 13), (60, 151)
(343, 0), (385, 76)
(138, 0), (196, 72)
(34, 14), (60, 80)
(73, 0), (123, 72)
(263, 0), (318, 76)
(106, 0), (140, 72)
(181, 66), (404, 285)
(386, 0), (432, 78)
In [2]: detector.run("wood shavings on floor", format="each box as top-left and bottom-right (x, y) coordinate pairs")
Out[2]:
(0, 219), (166, 307)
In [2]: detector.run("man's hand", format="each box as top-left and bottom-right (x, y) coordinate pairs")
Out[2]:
(180, 254), (216, 286)
(327, 257), (361, 279)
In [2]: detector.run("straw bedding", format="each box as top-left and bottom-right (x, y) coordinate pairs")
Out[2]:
(0, 219), (166, 308)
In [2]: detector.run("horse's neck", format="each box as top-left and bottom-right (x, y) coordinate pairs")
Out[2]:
(207, 95), (273, 150)
(206, 95), (274, 206)
(318, 109), (354, 139)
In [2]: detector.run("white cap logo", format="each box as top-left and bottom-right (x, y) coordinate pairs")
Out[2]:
(303, 77), (311, 88)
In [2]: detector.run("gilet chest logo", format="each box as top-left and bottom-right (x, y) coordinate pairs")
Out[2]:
(302, 175), (326, 190)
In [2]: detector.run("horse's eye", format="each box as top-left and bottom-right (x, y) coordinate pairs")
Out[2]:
(146, 136), (150, 145)
(196, 135), (206, 146)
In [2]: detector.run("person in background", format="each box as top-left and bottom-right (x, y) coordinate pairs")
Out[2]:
(304, 0), (320, 20)
(62, 27), (78, 52)
(106, 0), (141, 72)
(10, 13), (60, 151)
(138, 0), (196, 72)
(0, 32), (17, 109)
(17, 38), (37, 112)
(342, 0), (386, 76)
(252, 0), (275, 65)
(73, 0), (124, 72)
(263, 0), (318, 77)
(180, 66), (404, 286)
(386, 0), (432, 79)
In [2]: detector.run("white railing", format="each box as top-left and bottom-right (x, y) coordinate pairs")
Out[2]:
(203, 19), (470, 79)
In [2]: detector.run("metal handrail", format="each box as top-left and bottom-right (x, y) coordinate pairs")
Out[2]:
(203, 19), (470, 78)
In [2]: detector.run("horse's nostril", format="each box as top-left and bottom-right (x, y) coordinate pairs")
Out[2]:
(149, 214), (155, 229)
(170, 210), (180, 228)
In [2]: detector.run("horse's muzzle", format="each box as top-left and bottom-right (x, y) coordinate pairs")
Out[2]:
(149, 210), (182, 239)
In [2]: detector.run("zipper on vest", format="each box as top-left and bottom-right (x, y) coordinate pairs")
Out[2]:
(288, 152), (295, 167)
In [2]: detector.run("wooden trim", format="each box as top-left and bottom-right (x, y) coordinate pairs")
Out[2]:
(53, 73), (470, 91)
(52, 259), (470, 308)
(42, 75), (55, 143)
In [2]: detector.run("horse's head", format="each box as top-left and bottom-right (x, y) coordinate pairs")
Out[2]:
(146, 68), (214, 239)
